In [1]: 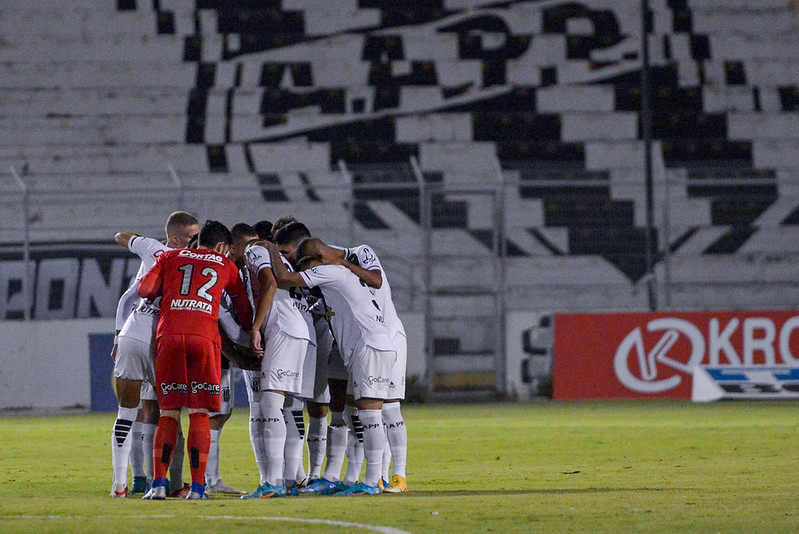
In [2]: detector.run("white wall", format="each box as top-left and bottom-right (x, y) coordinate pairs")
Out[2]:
(0, 319), (114, 411)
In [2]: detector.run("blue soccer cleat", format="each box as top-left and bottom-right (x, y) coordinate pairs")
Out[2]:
(333, 481), (381, 496)
(130, 476), (149, 495)
(241, 482), (287, 499)
(298, 477), (344, 495)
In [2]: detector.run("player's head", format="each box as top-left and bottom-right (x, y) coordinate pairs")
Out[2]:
(253, 220), (273, 241)
(230, 222), (258, 263)
(164, 211), (199, 249)
(294, 237), (325, 271)
(273, 220), (312, 264)
(270, 216), (298, 239)
(198, 220), (233, 255)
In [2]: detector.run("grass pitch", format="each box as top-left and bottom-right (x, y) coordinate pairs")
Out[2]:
(1, 401), (798, 533)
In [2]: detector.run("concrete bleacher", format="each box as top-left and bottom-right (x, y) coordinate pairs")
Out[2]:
(2, 0), (799, 394)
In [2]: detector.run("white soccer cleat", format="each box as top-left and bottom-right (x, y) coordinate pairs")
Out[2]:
(205, 480), (247, 495)
(110, 482), (128, 498)
(142, 485), (166, 500)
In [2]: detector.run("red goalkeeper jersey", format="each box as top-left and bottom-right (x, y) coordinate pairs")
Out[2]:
(137, 248), (253, 344)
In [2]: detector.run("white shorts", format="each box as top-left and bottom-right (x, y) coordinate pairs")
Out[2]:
(140, 381), (157, 402)
(113, 336), (155, 385)
(388, 335), (407, 400)
(348, 346), (397, 401)
(261, 331), (308, 396)
(243, 369), (262, 404)
(327, 342), (348, 381)
(210, 367), (235, 417)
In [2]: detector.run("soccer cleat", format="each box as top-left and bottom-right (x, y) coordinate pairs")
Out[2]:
(333, 481), (381, 496)
(168, 483), (191, 499)
(205, 480), (247, 495)
(110, 482), (128, 498)
(383, 475), (408, 493)
(142, 486), (166, 500)
(378, 477), (388, 491)
(285, 486), (299, 497)
(296, 475), (316, 489)
(130, 476), (148, 495)
(298, 477), (344, 495)
(186, 482), (208, 500)
(240, 482), (287, 499)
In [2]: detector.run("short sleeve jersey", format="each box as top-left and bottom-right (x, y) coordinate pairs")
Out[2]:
(344, 244), (406, 340)
(118, 236), (169, 343)
(245, 243), (312, 342)
(300, 264), (394, 360)
(138, 248), (251, 345)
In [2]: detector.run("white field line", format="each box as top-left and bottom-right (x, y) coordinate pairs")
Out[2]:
(7, 515), (412, 534)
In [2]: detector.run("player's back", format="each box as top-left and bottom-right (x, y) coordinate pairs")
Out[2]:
(153, 248), (238, 344)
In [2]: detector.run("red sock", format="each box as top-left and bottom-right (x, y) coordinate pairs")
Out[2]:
(153, 416), (179, 482)
(188, 412), (211, 487)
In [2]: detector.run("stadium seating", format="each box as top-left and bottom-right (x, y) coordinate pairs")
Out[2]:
(2, 0), (799, 394)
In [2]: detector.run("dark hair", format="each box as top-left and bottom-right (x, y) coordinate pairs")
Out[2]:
(252, 220), (273, 241)
(270, 216), (298, 238)
(231, 222), (257, 242)
(198, 220), (232, 248)
(186, 234), (199, 248)
(273, 220), (311, 246)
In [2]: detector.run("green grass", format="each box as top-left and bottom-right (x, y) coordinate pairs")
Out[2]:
(1, 402), (798, 533)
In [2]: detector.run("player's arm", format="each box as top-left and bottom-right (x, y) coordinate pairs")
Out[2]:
(340, 260), (382, 289)
(137, 255), (164, 300)
(224, 267), (254, 332)
(114, 232), (138, 249)
(267, 241), (307, 289)
(248, 267), (278, 355)
(320, 246), (382, 288)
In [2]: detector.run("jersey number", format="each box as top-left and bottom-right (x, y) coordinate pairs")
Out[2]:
(177, 264), (219, 302)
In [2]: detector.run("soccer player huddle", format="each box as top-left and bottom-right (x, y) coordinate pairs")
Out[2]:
(109, 212), (408, 500)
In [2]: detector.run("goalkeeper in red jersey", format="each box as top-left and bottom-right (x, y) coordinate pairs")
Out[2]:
(138, 220), (253, 500)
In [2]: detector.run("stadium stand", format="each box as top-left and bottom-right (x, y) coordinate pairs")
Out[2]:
(2, 0), (799, 394)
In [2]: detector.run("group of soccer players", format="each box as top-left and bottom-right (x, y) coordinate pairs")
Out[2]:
(109, 211), (408, 499)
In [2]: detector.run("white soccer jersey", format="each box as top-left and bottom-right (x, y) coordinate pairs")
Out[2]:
(117, 236), (169, 344)
(300, 264), (394, 364)
(344, 244), (406, 341)
(245, 243), (312, 342)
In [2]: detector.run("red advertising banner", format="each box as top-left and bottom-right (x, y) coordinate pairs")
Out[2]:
(552, 310), (799, 400)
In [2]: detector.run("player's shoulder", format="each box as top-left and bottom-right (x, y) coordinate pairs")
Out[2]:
(353, 243), (380, 268)
(130, 235), (169, 257)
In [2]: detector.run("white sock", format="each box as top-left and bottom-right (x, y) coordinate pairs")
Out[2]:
(322, 411), (347, 482)
(129, 421), (145, 479)
(382, 402), (407, 478)
(283, 407), (305, 488)
(260, 391), (286, 486)
(142, 423), (156, 484)
(343, 405), (364, 485)
(249, 401), (269, 485)
(307, 416), (328, 479)
(111, 406), (138, 487)
(358, 409), (386, 488)
(169, 428), (185, 493)
(381, 425), (391, 482)
(206, 428), (221, 486)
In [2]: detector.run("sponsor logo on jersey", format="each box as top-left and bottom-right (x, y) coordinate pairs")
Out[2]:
(161, 382), (188, 395)
(177, 249), (225, 264)
(191, 381), (221, 395)
(170, 298), (213, 314)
